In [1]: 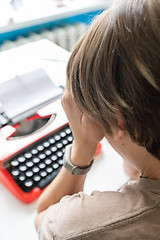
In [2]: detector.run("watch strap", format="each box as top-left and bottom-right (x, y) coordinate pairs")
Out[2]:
(63, 144), (94, 175)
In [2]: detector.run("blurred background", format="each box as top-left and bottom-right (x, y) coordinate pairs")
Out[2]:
(0, 0), (113, 52)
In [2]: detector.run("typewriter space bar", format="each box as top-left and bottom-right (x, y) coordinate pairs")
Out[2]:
(38, 168), (61, 189)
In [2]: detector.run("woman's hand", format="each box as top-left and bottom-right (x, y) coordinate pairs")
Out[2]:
(61, 89), (104, 167)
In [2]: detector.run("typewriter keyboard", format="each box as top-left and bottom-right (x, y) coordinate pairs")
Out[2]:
(7, 124), (73, 192)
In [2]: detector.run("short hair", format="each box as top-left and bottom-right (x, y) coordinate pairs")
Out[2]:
(66, 0), (160, 160)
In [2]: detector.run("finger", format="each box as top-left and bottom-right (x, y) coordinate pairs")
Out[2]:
(61, 90), (82, 126)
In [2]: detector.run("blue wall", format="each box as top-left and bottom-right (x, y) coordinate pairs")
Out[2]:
(0, 10), (103, 45)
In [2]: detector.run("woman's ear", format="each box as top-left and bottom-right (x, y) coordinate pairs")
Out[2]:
(115, 104), (126, 129)
(112, 104), (127, 141)
(112, 127), (126, 141)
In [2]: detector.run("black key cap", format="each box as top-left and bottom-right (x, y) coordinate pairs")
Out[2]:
(38, 153), (46, 160)
(40, 171), (47, 178)
(50, 146), (57, 153)
(57, 151), (63, 158)
(12, 169), (20, 177)
(19, 165), (27, 172)
(60, 131), (66, 138)
(37, 145), (44, 152)
(24, 152), (32, 159)
(51, 155), (57, 161)
(11, 160), (19, 167)
(26, 161), (34, 168)
(58, 159), (63, 165)
(19, 174), (26, 182)
(31, 148), (38, 155)
(25, 171), (34, 178)
(33, 157), (40, 164)
(62, 139), (68, 146)
(52, 163), (59, 169)
(33, 175), (41, 182)
(39, 163), (46, 169)
(56, 143), (63, 149)
(44, 158), (52, 165)
(43, 141), (50, 148)
(45, 150), (52, 156)
(32, 166), (40, 173)
(49, 138), (55, 144)
(54, 135), (61, 141)
(18, 156), (26, 163)
(65, 128), (72, 135)
(46, 166), (53, 173)
(62, 148), (65, 154)
(67, 136), (73, 143)
(24, 179), (34, 188)
(38, 168), (61, 189)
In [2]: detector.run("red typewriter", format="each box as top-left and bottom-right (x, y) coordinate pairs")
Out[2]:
(0, 100), (101, 204)
(0, 68), (101, 204)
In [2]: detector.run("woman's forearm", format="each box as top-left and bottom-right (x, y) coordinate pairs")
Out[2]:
(37, 166), (86, 213)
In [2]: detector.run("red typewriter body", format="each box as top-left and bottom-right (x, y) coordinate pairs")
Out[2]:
(0, 100), (101, 204)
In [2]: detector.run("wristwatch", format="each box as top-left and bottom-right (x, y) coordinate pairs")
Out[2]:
(63, 144), (94, 175)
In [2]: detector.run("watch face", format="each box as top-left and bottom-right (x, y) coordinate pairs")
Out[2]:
(63, 144), (94, 175)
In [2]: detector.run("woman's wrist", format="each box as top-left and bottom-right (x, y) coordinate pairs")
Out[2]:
(70, 140), (97, 167)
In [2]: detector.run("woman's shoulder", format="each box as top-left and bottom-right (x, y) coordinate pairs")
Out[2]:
(39, 179), (160, 239)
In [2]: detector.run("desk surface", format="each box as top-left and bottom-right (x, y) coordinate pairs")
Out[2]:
(0, 40), (129, 240)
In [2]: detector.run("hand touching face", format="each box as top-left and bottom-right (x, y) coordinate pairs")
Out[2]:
(61, 89), (104, 166)
(61, 89), (104, 144)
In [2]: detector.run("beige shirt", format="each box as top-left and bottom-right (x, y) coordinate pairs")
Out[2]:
(38, 178), (160, 239)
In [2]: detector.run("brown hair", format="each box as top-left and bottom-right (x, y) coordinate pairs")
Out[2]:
(66, 0), (160, 159)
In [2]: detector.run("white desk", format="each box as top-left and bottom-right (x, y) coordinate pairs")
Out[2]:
(0, 40), (129, 240)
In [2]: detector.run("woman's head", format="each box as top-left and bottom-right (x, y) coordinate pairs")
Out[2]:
(66, 0), (160, 159)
